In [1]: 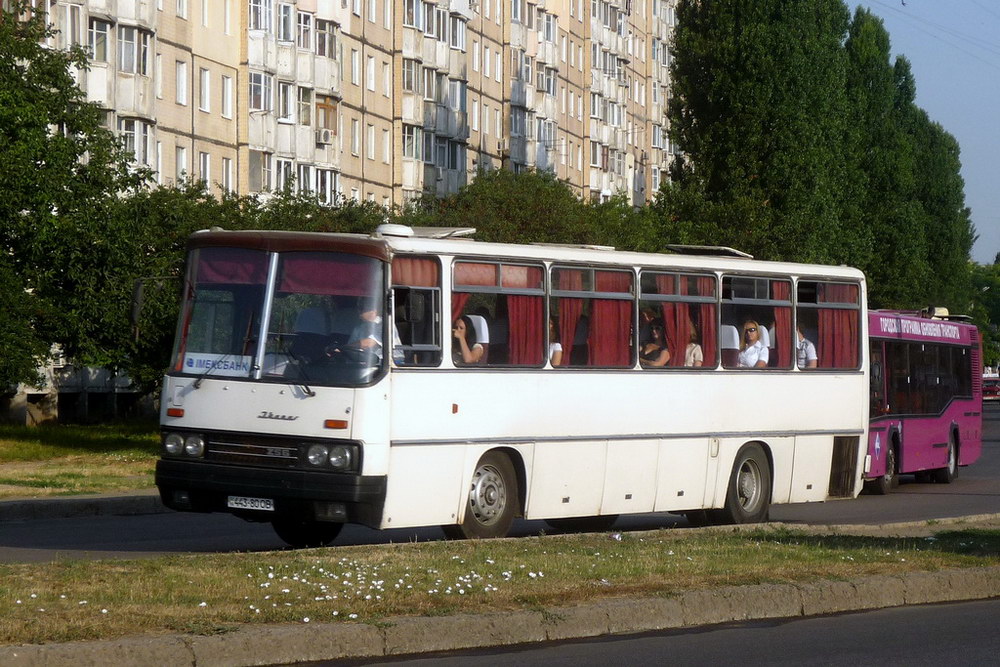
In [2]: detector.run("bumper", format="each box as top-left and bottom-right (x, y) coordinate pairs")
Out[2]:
(155, 459), (386, 528)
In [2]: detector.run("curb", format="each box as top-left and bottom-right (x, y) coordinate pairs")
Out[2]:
(1, 566), (998, 665)
(0, 490), (168, 522)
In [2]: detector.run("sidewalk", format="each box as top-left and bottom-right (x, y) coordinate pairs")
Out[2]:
(1, 493), (999, 666)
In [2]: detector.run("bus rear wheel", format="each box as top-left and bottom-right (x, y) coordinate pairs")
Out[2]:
(717, 443), (771, 524)
(445, 451), (518, 540)
(271, 518), (343, 548)
(932, 435), (958, 484)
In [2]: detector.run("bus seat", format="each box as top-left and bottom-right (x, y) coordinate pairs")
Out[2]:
(760, 326), (771, 348)
(721, 325), (740, 368)
(467, 314), (490, 364)
(292, 308), (331, 363)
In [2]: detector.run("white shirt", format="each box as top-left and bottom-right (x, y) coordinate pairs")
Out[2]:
(549, 342), (563, 363)
(738, 340), (769, 368)
(684, 343), (703, 367)
(797, 337), (817, 368)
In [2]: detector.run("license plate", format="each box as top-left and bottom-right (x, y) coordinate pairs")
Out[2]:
(227, 495), (275, 511)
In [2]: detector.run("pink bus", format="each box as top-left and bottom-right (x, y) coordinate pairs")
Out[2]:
(865, 310), (983, 493)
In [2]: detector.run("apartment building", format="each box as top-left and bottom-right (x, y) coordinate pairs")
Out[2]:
(40, 0), (675, 207)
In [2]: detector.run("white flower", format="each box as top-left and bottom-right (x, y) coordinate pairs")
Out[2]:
(198, 602), (207, 607)
(303, 617), (310, 623)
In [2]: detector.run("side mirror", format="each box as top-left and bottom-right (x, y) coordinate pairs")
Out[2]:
(400, 291), (426, 324)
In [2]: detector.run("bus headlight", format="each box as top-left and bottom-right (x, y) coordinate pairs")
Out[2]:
(164, 433), (184, 455)
(307, 444), (330, 466)
(328, 445), (354, 471)
(184, 435), (205, 457)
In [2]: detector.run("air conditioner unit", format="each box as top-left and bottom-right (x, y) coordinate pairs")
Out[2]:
(497, 138), (509, 154)
(315, 128), (333, 145)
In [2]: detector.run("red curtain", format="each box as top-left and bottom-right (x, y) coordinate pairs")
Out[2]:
(197, 248), (268, 285)
(590, 271), (633, 366)
(772, 281), (792, 368)
(654, 274), (684, 367)
(508, 296), (544, 365)
(392, 257), (440, 287)
(451, 293), (470, 321)
(818, 284), (859, 368)
(698, 277), (717, 367)
(556, 269), (584, 366)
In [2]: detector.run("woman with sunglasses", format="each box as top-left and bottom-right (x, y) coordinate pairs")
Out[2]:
(639, 318), (671, 368)
(738, 319), (769, 368)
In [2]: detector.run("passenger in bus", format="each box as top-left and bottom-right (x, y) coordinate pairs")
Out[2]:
(796, 325), (818, 369)
(638, 306), (657, 345)
(738, 320), (769, 368)
(452, 315), (485, 365)
(639, 319), (671, 367)
(548, 317), (563, 366)
(684, 326), (704, 367)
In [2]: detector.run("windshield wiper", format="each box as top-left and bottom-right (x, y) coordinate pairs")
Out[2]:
(275, 333), (316, 397)
(192, 353), (230, 389)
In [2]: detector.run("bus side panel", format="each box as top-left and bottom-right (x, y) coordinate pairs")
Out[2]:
(525, 441), (606, 519)
(601, 439), (658, 514)
(652, 438), (711, 512)
(381, 444), (467, 528)
(788, 435), (833, 503)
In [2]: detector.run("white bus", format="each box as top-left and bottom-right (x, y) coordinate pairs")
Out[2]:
(156, 226), (868, 547)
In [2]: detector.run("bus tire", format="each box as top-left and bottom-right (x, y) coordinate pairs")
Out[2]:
(271, 519), (343, 548)
(545, 515), (619, 533)
(447, 451), (518, 539)
(869, 443), (898, 495)
(717, 443), (771, 524)
(932, 435), (958, 484)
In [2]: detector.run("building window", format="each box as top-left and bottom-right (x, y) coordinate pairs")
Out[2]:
(298, 87), (312, 125)
(249, 0), (273, 31)
(449, 15), (466, 51)
(315, 19), (336, 57)
(277, 2), (295, 42)
(118, 118), (151, 165)
(316, 168), (338, 205)
(297, 164), (314, 193)
(383, 61), (391, 96)
(222, 157), (233, 192)
(199, 152), (210, 185)
(118, 27), (150, 75)
(316, 95), (338, 130)
(382, 128), (390, 163)
(199, 68), (210, 112)
(249, 151), (272, 191)
(367, 123), (375, 160)
(402, 58), (421, 93)
(221, 75), (233, 118)
(176, 0), (187, 19)
(276, 158), (294, 190)
(175, 61), (188, 105)
(249, 71), (273, 111)
(366, 55), (375, 91)
(277, 81), (293, 121)
(351, 49), (359, 85)
(175, 145), (188, 181)
(351, 118), (360, 155)
(403, 0), (424, 29)
(402, 124), (423, 159)
(296, 11), (313, 49)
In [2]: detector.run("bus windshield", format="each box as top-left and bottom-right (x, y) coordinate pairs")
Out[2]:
(172, 247), (386, 387)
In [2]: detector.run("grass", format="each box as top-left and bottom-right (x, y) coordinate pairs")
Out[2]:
(0, 527), (997, 646)
(0, 422), (158, 498)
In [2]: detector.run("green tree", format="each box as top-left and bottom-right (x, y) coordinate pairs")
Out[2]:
(0, 2), (146, 387)
(666, 0), (854, 263)
(398, 169), (593, 245)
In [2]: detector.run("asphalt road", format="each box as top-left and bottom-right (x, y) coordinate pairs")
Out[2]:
(345, 598), (1000, 667)
(1, 404), (998, 564)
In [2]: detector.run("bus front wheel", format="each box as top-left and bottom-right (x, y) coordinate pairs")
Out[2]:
(271, 518), (343, 548)
(445, 451), (518, 539)
(717, 443), (771, 524)
(932, 435), (958, 484)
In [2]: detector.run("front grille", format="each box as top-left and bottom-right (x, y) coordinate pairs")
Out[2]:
(208, 439), (300, 467)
